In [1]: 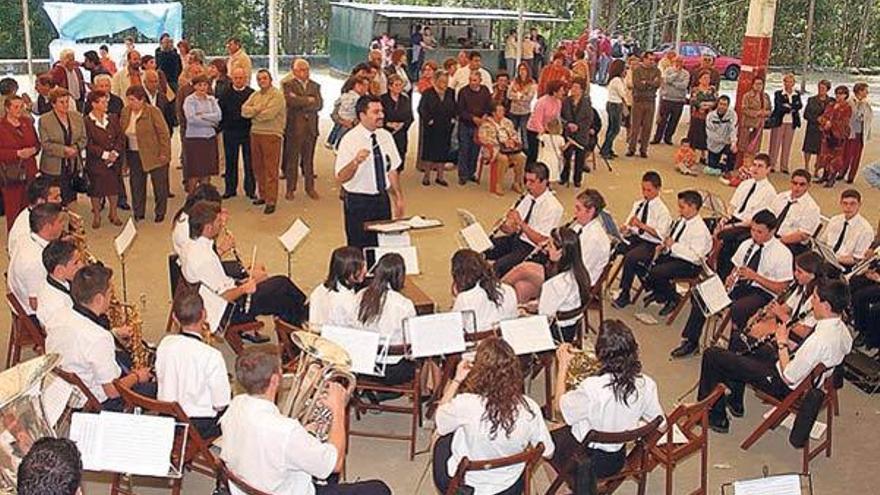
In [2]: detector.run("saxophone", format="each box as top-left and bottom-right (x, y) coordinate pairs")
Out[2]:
(564, 349), (602, 390)
(106, 291), (151, 369)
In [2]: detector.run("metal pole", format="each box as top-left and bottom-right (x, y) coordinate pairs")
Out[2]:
(589, 0), (600, 34)
(801, 0), (816, 93)
(648, 0), (659, 49)
(268, 0), (278, 77)
(21, 0), (34, 85)
(675, 0), (686, 51)
(516, 0), (524, 67)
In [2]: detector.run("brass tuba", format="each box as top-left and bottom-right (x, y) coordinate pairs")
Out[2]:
(278, 331), (356, 441)
(564, 349), (602, 391)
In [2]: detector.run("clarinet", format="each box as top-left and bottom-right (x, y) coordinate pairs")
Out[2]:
(522, 217), (576, 263)
(738, 282), (806, 355)
(490, 193), (528, 238)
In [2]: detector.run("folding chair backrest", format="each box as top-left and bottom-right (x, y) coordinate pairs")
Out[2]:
(447, 443), (545, 495)
(6, 292), (46, 346)
(652, 385), (724, 460)
(220, 460), (272, 495)
(52, 367), (102, 413)
(274, 318), (302, 364)
(585, 416), (664, 491)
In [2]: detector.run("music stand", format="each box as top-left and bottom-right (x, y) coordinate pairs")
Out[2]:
(278, 218), (311, 279)
(114, 218), (138, 302)
(721, 472), (813, 495)
(811, 239), (845, 273)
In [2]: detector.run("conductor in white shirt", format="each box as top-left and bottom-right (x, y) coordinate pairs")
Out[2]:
(220, 347), (391, 495)
(334, 95), (405, 248)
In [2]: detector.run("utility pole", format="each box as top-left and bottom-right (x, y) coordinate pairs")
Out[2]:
(589, 0), (601, 33)
(21, 0), (34, 85)
(675, 0), (686, 51)
(801, 0), (815, 93)
(648, 0), (659, 49)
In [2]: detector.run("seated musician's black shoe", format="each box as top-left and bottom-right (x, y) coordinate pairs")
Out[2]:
(373, 391), (403, 402)
(709, 414), (730, 434)
(642, 292), (660, 307)
(241, 332), (270, 344)
(670, 340), (699, 359)
(726, 400), (745, 418)
(118, 201), (131, 211)
(658, 296), (681, 317)
(611, 293), (631, 309)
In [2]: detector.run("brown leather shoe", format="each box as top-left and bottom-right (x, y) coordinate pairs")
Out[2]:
(284, 190), (295, 201)
(306, 189), (320, 200)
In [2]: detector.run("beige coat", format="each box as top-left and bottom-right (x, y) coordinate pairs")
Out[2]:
(119, 104), (171, 172)
(38, 110), (87, 176)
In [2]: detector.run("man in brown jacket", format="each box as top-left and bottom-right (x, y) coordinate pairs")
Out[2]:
(282, 59), (323, 200)
(627, 51), (661, 158)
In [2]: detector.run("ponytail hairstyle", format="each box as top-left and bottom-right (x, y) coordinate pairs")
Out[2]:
(358, 253), (406, 325)
(596, 319), (642, 405)
(173, 183), (222, 224)
(324, 246), (366, 292)
(551, 227), (591, 310)
(451, 249), (503, 306)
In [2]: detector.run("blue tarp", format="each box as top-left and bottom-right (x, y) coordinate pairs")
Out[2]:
(42, 2), (183, 41)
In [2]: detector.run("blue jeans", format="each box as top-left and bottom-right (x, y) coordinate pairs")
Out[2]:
(601, 102), (623, 157)
(510, 114), (530, 152)
(505, 58), (516, 76)
(457, 124), (479, 180)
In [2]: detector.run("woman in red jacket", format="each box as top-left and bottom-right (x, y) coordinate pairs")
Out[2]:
(0, 95), (40, 230)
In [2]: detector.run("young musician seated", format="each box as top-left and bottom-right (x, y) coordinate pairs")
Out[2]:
(697, 278), (853, 433)
(16, 437), (82, 495)
(549, 320), (664, 494)
(851, 223), (880, 349)
(538, 228), (592, 343)
(309, 246), (366, 328)
(451, 249), (517, 331)
(36, 239), (83, 328)
(503, 188), (610, 304)
(673, 210), (793, 358)
(820, 189), (874, 270)
(220, 347), (392, 495)
(642, 190), (712, 316)
(155, 289), (231, 439)
(182, 201), (307, 342)
(769, 169), (821, 257)
(8, 203), (66, 322)
(611, 171), (671, 309)
(45, 264), (154, 411)
(434, 337), (554, 495)
(715, 153), (777, 279)
(7, 176), (61, 257)
(486, 162), (563, 278)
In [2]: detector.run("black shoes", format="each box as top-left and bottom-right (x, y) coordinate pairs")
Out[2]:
(222, 192), (236, 199)
(727, 400), (745, 418)
(670, 340), (699, 358)
(611, 293), (631, 309)
(154, 214), (165, 223)
(264, 204), (276, 215)
(709, 415), (730, 434)
(253, 198), (266, 205)
(241, 332), (270, 344)
(625, 150), (635, 157)
(436, 178), (449, 187)
(658, 296), (681, 317)
(639, 152), (648, 158)
(118, 201), (131, 211)
(458, 177), (468, 186)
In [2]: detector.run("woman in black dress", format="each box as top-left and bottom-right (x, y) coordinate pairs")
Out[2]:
(84, 90), (125, 228)
(802, 79), (831, 176)
(381, 74), (414, 172)
(417, 69), (456, 186)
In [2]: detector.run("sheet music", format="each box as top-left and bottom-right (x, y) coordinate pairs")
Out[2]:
(369, 221), (410, 233)
(460, 223), (494, 253)
(378, 232), (412, 247)
(114, 218), (137, 257)
(97, 412), (175, 477)
(70, 413), (102, 469)
(320, 325), (381, 376)
(405, 312), (467, 358)
(199, 284), (229, 333)
(371, 246), (420, 275)
(278, 218), (310, 253)
(500, 316), (555, 355)
(39, 374), (75, 427)
(696, 275), (733, 315)
(404, 216), (442, 229)
(733, 474), (802, 495)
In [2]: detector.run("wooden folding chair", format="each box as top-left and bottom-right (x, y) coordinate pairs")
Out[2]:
(427, 329), (500, 419)
(740, 364), (837, 474)
(112, 379), (220, 495)
(545, 416), (664, 495)
(348, 343), (423, 460)
(662, 277), (702, 326)
(218, 460), (272, 495)
(648, 385), (725, 495)
(446, 443), (546, 495)
(584, 263), (613, 335)
(6, 292), (46, 368)
(273, 318), (301, 365)
(52, 367), (103, 413)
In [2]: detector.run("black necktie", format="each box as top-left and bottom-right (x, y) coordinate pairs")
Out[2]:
(673, 219), (686, 242)
(833, 220), (849, 253)
(371, 133), (387, 192)
(745, 243), (763, 272)
(523, 198), (536, 224)
(637, 200), (649, 234)
(776, 200), (794, 228)
(737, 182), (757, 215)
(792, 287), (807, 321)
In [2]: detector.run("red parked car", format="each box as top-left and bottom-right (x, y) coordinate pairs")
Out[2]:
(654, 42), (741, 80)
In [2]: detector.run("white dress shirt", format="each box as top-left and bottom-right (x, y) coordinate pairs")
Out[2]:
(155, 333), (231, 418)
(452, 284), (518, 331)
(667, 216), (713, 265)
(571, 218), (611, 286)
(334, 125), (401, 195)
(181, 237), (236, 294)
(784, 285), (816, 329)
(516, 190), (564, 246)
(624, 196), (672, 243)
(435, 393), (554, 495)
(351, 288), (416, 345)
(449, 67), (493, 94)
(172, 212), (191, 258)
(308, 284), (358, 328)
(8, 233), (49, 316)
(220, 394), (337, 495)
(729, 178), (777, 222)
(821, 213), (874, 259)
(45, 307), (120, 403)
(36, 276), (72, 328)
(732, 237), (794, 294)
(769, 191), (821, 240)
(560, 373), (664, 451)
(7, 207), (31, 257)
(779, 316), (852, 389)
(539, 271), (584, 327)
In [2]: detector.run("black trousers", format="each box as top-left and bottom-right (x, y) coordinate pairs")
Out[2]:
(851, 275), (880, 348)
(698, 347), (791, 422)
(681, 285), (772, 345)
(653, 100), (685, 143)
(223, 130), (255, 197)
(433, 433), (527, 495)
(716, 226), (750, 279)
(644, 255), (702, 304)
(548, 426), (625, 495)
(560, 145), (586, 186)
(343, 191), (391, 248)
(190, 412), (223, 440)
(617, 238), (658, 295)
(232, 275), (307, 326)
(315, 478), (391, 495)
(102, 381), (157, 412)
(486, 235), (534, 278)
(708, 145), (736, 173)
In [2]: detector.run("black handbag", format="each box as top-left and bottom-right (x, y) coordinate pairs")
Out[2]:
(0, 159), (28, 188)
(69, 160), (90, 194)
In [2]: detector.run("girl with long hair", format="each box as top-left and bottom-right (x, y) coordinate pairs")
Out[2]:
(309, 246), (366, 327)
(171, 183), (222, 257)
(451, 249), (518, 331)
(539, 227), (592, 343)
(548, 320), (663, 494)
(434, 337), (554, 495)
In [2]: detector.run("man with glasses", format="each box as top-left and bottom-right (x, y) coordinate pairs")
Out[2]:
(769, 169), (821, 257)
